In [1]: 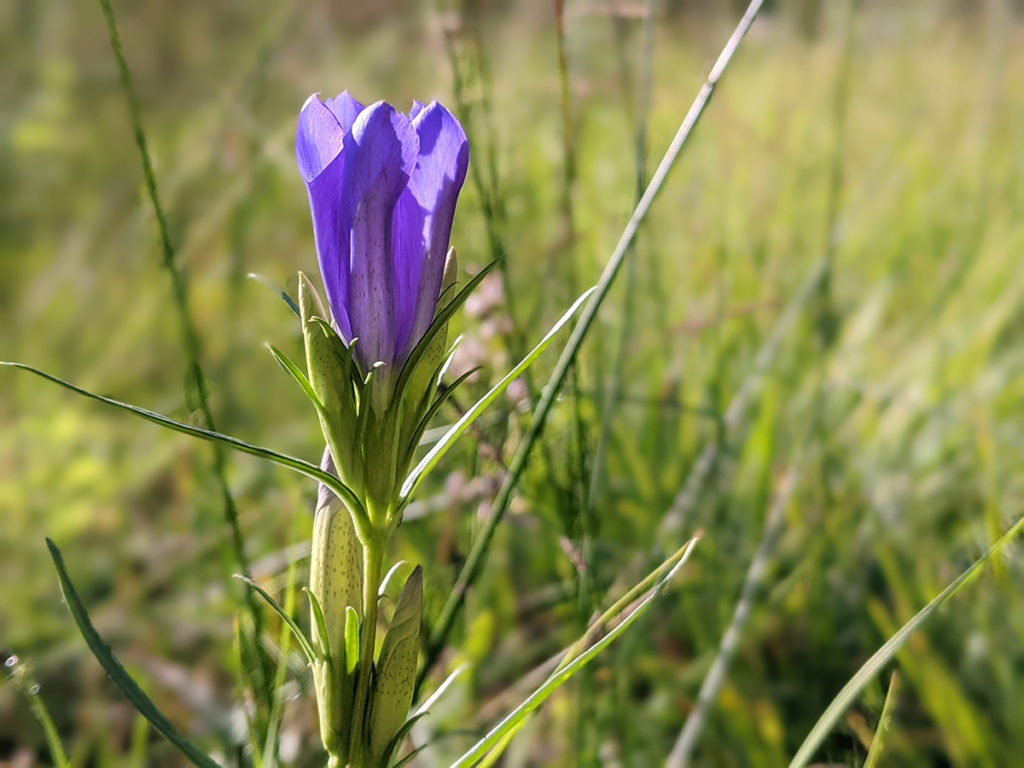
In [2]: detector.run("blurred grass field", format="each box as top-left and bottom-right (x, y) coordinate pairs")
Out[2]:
(2, 0), (1024, 765)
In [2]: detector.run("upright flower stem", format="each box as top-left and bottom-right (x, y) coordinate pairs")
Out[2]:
(349, 535), (385, 767)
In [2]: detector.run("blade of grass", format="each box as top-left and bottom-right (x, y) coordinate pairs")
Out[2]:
(258, 540), (302, 767)
(451, 537), (700, 767)
(789, 512), (1024, 768)
(400, 287), (594, 503)
(46, 538), (222, 768)
(420, 0), (768, 687)
(666, 459), (803, 767)
(588, 0), (658, 545)
(862, 670), (901, 768)
(1, 362), (365, 516)
(3, 655), (69, 768)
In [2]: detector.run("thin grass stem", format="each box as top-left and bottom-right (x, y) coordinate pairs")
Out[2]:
(665, 454), (804, 767)
(96, 0), (254, 600)
(862, 670), (901, 768)
(420, 0), (769, 687)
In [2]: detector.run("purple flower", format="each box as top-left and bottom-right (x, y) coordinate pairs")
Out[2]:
(296, 92), (469, 374)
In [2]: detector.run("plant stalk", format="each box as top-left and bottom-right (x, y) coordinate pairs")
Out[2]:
(348, 536), (385, 767)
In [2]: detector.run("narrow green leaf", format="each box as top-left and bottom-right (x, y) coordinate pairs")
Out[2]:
(302, 587), (331, 662)
(379, 561), (413, 602)
(863, 670), (901, 768)
(789, 513), (1024, 768)
(392, 743), (428, 768)
(345, 606), (360, 677)
(46, 538), (222, 768)
(451, 536), (699, 767)
(400, 287), (595, 503)
(235, 575), (316, 665)
(381, 712), (428, 768)
(1, 362), (365, 517)
(268, 344), (323, 410)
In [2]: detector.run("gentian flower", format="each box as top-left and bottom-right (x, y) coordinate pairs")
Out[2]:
(295, 92), (469, 376)
(294, 91), (470, 768)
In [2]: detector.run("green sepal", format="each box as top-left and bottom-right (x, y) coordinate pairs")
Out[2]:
(301, 587), (331, 662)
(369, 566), (424, 765)
(362, 404), (403, 525)
(299, 273), (361, 492)
(344, 606), (361, 677)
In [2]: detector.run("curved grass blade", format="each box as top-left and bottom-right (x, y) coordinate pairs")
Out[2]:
(399, 287), (595, 503)
(393, 744), (428, 768)
(233, 575), (316, 664)
(789, 513), (1024, 768)
(3, 655), (69, 768)
(862, 670), (901, 768)
(451, 536), (699, 767)
(2, 362), (364, 517)
(46, 538), (222, 768)
(381, 712), (428, 768)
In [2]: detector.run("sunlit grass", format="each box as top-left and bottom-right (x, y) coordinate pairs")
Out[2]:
(2, 1), (1023, 765)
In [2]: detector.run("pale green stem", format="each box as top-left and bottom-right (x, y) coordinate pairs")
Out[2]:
(348, 536), (385, 767)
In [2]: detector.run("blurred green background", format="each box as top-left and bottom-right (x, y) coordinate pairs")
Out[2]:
(2, 0), (1024, 765)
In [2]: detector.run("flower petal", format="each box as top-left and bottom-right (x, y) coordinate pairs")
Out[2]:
(298, 95), (355, 337)
(323, 91), (365, 133)
(403, 102), (469, 353)
(296, 94), (345, 183)
(344, 101), (419, 368)
(389, 187), (427, 355)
